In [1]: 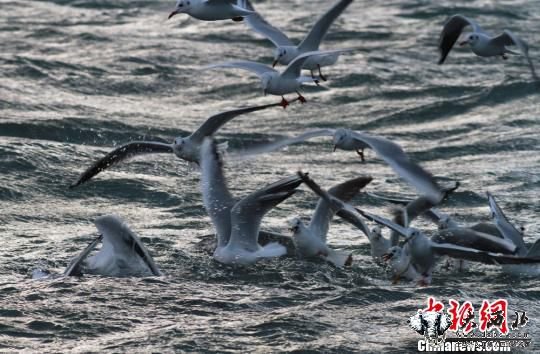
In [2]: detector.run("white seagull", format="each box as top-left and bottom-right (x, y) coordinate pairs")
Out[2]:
(168, 0), (254, 22)
(206, 49), (352, 108)
(360, 209), (540, 284)
(232, 128), (445, 204)
(297, 172), (391, 260)
(64, 215), (161, 277)
(239, 0), (353, 80)
(438, 14), (538, 79)
(200, 138), (302, 265)
(70, 103), (281, 188)
(289, 175), (372, 267)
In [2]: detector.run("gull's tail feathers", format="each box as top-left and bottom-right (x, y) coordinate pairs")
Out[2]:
(256, 242), (287, 259)
(325, 248), (353, 268)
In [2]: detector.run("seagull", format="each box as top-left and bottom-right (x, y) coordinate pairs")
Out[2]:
(289, 175), (372, 267)
(438, 14), (538, 80)
(206, 49), (352, 108)
(232, 128), (445, 204)
(382, 246), (426, 284)
(168, 0), (254, 22)
(200, 138), (302, 265)
(238, 0), (353, 80)
(360, 209), (540, 284)
(297, 172), (390, 259)
(70, 103), (282, 188)
(65, 215), (161, 277)
(486, 192), (540, 276)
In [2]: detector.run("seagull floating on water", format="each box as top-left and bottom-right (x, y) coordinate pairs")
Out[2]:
(438, 14), (538, 80)
(200, 138), (302, 265)
(64, 215), (161, 277)
(360, 209), (540, 285)
(239, 0), (353, 81)
(168, 0), (253, 22)
(289, 175), (372, 267)
(297, 172), (391, 259)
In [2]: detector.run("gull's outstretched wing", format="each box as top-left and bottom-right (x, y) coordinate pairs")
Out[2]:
(282, 49), (353, 78)
(206, 61), (277, 78)
(309, 176), (372, 241)
(64, 235), (103, 276)
(367, 192), (457, 228)
(438, 14), (482, 64)
(432, 228), (517, 255)
(228, 175), (302, 252)
(200, 139), (236, 248)
(487, 192), (527, 255)
(492, 30), (538, 80)
(191, 103), (282, 143)
(527, 239), (540, 258)
(239, 0), (293, 47)
(229, 129), (335, 159)
(358, 209), (411, 238)
(348, 131), (444, 204)
(70, 142), (173, 188)
(298, 172), (372, 238)
(298, 0), (354, 52)
(431, 242), (540, 265)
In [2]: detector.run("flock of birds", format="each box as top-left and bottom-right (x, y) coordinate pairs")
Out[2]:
(34, 0), (540, 285)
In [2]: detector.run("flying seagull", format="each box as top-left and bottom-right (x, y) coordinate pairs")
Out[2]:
(438, 14), (538, 80)
(70, 103), (282, 188)
(239, 0), (353, 80)
(168, 0), (253, 22)
(206, 49), (353, 107)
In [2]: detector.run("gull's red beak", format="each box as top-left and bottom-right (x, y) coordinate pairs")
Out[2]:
(272, 60), (278, 68)
(459, 40), (469, 46)
(168, 10), (178, 20)
(382, 253), (392, 262)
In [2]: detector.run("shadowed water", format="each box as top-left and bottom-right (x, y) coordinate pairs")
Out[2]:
(1, 0), (539, 352)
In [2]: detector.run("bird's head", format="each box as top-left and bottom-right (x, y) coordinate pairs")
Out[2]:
(332, 128), (349, 151)
(172, 136), (188, 157)
(371, 226), (382, 239)
(288, 217), (304, 235)
(272, 47), (287, 67)
(382, 246), (401, 262)
(168, 0), (192, 19)
(459, 33), (479, 46)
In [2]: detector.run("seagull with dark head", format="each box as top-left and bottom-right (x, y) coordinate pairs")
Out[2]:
(438, 14), (538, 79)
(168, 0), (253, 22)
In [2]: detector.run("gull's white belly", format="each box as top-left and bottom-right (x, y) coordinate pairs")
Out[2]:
(295, 234), (327, 257)
(472, 43), (505, 57)
(266, 78), (301, 96)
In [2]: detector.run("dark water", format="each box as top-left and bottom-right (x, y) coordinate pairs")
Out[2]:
(1, 0), (539, 352)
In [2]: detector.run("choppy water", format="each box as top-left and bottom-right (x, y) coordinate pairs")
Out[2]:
(1, 0), (540, 352)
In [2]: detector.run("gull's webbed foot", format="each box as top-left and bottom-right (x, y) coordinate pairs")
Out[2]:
(296, 92), (307, 104)
(280, 97), (289, 109)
